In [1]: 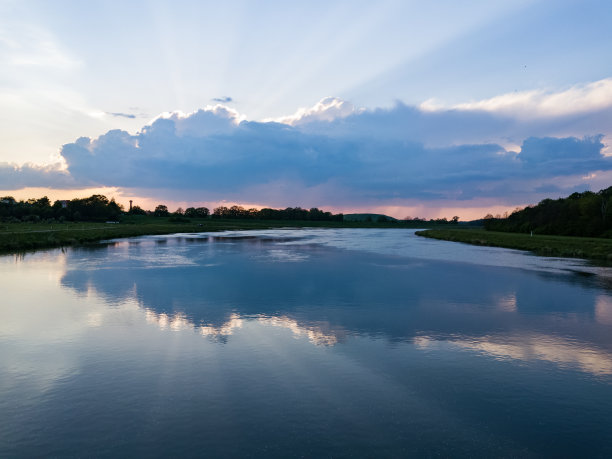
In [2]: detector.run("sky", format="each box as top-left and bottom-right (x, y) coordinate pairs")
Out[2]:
(1, 0), (612, 219)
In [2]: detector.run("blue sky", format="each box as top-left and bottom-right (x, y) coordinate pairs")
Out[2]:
(1, 0), (612, 218)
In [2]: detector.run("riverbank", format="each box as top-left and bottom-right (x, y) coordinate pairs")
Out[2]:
(416, 228), (612, 262)
(0, 218), (443, 254)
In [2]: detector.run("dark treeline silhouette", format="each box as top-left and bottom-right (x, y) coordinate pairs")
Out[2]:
(184, 207), (210, 218)
(403, 216), (459, 225)
(484, 186), (612, 237)
(0, 195), (123, 223)
(1, 194), (461, 225)
(0, 195), (341, 223)
(211, 205), (343, 221)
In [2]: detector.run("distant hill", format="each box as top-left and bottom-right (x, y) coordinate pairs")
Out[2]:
(344, 213), (398, 222)
(484, 186), (612, 237)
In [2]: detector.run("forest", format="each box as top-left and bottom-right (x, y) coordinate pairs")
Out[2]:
(484, 186), (612, 237)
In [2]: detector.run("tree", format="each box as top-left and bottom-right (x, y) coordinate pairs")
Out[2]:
(35, 196), (51, 208)
(68, 195), (114, 221)
(229, 205), (247, 218)
(482, 185), (612, 237)
(309, 208), (324, 220)
(107, 198), (123, 220)
(154, 205), (169, 217)
(258, 208), (279, 219)
(128, 205), (147, 215)
(185, 207), (209, 218)
(212, 206), (229, 218)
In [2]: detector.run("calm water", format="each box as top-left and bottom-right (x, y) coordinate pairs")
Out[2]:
(1, 228), (612, 457)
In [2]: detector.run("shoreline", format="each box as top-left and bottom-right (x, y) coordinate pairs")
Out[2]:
(9, 222), (607, 264)
(416, 228), (612, 264)
(0, 219), (442, 255)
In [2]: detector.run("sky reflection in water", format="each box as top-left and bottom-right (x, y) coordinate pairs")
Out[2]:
(1, 229), (612, 457)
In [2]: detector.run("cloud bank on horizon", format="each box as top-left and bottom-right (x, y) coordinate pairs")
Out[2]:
(2, 78), (612, 211)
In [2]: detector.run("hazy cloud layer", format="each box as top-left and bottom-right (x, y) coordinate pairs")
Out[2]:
(4, 83), (612, 207)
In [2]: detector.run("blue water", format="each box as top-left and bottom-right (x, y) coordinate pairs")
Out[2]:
(1, 229), (612, 457)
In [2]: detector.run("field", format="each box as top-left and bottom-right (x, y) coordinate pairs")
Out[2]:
(416, 228), (612, 262)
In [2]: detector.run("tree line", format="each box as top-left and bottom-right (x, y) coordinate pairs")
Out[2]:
(210, 205), (343, 221)
(0, 195), (344, 223)
(483, 186), (612, 237)
(1, 194), (465, 225)
(148, 204), (343, 221)
(0, 195), (123, 223)
(403, 216), (459, 225)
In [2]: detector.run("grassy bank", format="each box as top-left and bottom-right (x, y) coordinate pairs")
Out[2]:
(416, 228), (612, 262)
(0, 217), (442, 254)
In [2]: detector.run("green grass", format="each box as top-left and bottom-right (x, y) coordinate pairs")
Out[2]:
(0, 217), (445, 254)
(416, 228), (612, 262)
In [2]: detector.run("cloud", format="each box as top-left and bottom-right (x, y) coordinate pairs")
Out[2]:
(55, 104), (611, 205)
(0, 162), (76, 189)
(412, 78), (612, 149)
(212, 96), (233, 103)
(4, 86), (612, 209)
(299, 92), (612, 153)
(106, 112), (136, 119)
(273, 97), (362, 125)
(421, 78), (612, 118)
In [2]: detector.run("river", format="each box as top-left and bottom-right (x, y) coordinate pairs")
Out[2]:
(1, 229), (611, 457)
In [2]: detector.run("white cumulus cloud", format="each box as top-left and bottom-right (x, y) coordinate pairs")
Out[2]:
(272, 97), (362, 125)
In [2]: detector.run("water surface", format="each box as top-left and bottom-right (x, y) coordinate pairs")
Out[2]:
(1, 229), (612, 457)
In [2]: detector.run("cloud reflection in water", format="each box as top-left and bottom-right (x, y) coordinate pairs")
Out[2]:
(414, 334), (612, 377)
(54, 229), (612, 378)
